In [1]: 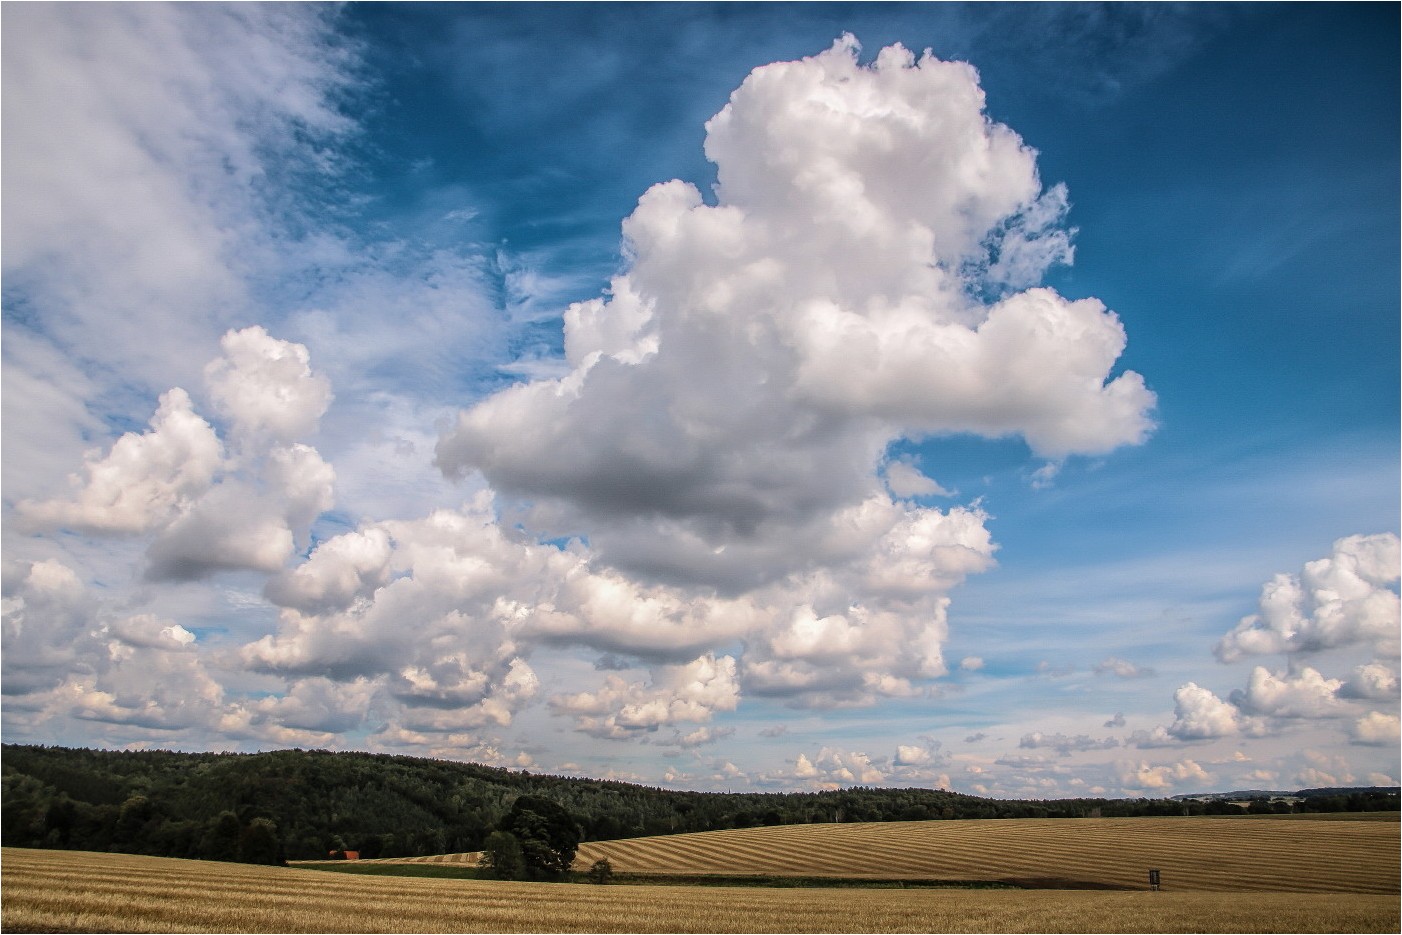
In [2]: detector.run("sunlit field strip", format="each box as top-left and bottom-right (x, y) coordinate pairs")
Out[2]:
(557, 817), (1400, 892)
(351, 815), (1401, 892)
(309, 816), (1402, 892)
(5, 848), (1398, 934)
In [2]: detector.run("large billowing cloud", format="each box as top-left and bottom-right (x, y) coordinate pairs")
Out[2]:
(231, 35), (1135, 730)
(417, 36), (1150, 721)
(436, 36), (1154, 594)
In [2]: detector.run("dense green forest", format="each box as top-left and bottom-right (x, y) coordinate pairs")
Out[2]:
(3, 744), (1396, 864)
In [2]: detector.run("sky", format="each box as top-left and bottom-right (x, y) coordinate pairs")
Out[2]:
(2, 2), (1398, 800)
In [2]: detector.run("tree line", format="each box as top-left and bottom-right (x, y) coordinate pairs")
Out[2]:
(3, 744), (1396, 866)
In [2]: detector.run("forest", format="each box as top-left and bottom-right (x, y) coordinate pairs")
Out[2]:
(3, 744), (1396, 864)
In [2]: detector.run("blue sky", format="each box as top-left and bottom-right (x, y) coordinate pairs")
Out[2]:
(3, 3), (1397, 798)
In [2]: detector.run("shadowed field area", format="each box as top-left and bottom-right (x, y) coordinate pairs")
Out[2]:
(352, 815), (1401, 894)
(5, 847), (1399, 934)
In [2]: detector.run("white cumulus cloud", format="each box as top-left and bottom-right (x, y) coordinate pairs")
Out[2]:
(1351, 712), (1400, 747)
(1230, 666), (1344, 720)
(1216, 533), (1401, 661)
(548, 654), (740, 739)
(1167, 682), (1241, 740)
(436, 36), (1152, 598)
(18, 389), (223, 534)
(205, 326), (333, 447)
(1121, 758), (1209, 791)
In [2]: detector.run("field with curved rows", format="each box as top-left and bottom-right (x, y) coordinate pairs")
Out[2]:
(361, 814), (1400, 893)
(5, 846), (1398, 933)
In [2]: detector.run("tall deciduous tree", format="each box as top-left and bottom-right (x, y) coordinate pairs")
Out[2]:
(499, 795), (581, 879)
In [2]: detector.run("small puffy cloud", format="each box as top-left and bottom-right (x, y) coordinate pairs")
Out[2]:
(959, 656), (985, 671)
(1215, 533), (1401, 662)
(1338, 663), (1400, 701)
(790, 746), (886, 788)
(1229, 666), (1344, 720)
(263, 527), (394, 614)
(1094, 656), (1156, 679)
(1351, 712), (1400, 747)
(1121, 758), (1210, 792)
(1167, 682), (1240, 740)
(205, 326), (333, 446)
(710, 761), (747, 783)
(1019, 731), (1121, 756)
(1104, 712), (1126, 728)
(18, 389), (222, 534)
(894, 744), (936, 767)
(368, 727), (534, 770)
(548, 654), (739, 739)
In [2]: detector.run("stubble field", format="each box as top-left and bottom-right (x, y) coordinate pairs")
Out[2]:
(365, 814), (1401, 893)
(5, 815), (1399, 933)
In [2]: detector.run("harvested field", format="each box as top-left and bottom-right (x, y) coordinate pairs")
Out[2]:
(4, 846), (1398, 934)
(356, 815), (1401, 894)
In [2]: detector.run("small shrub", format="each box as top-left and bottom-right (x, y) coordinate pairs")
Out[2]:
(587, 857), (614, 884)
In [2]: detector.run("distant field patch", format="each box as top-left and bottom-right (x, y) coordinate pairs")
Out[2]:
(5, 847), (1398, 934)
(574, 815), (1400, 892)
(350, 815), (1400, 894)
